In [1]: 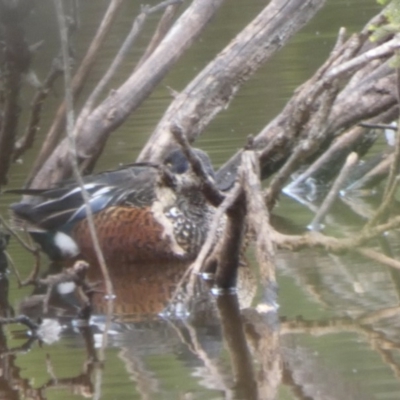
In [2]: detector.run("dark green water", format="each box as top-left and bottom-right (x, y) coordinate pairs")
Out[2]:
(2, 1), (400, 399)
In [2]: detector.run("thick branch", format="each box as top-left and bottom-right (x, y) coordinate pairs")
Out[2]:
(30, 0), (225, 188)
(217, 16), (397, 193)
(27, 0), (125, 184)
(138, 0), (327, 162)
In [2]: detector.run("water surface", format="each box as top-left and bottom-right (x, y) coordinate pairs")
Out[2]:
(2, 1), (399, 399)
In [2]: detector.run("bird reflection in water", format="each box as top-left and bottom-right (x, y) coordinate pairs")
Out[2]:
(7, 256), (282, 400)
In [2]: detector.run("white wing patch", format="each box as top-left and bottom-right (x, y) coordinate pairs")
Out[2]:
(53, 231), (80, 257)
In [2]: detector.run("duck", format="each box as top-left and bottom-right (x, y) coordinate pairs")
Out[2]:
(9, 148), (216, 263)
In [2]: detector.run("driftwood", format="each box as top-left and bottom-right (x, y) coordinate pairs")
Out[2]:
(7, 4), (400, 398)
(218, 12), (398, 194)
(26, 0), (125, 183)
(25, 0), (326, 189)
(28, 0), (227, 188)
(138, 0), (327, 162)
(3, 1), (400, 295)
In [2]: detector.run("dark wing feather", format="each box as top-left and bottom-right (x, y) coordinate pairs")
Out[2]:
(9, 164), (160, 231)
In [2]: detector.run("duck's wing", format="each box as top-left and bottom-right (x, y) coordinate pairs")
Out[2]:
(9, 164), (160, 231)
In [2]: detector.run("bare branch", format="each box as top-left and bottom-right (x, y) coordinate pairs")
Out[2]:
(53, 0), (114, 298)
(13, 60), (63, 161)
(139, 0), (327, 162)
(241, 151), (276, 288)
(357, 247), (400, 270)
(135, 2), (182, 69)
(326, 35), (400, 80)
(309, 152), (359, 231)
(30, 0), (226, 188)
(28, 0), (125, 184)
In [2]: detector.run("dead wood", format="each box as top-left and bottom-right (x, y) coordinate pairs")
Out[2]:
(241, 151), (276, 292)
(212, 190), (246, 289)
(356, 247), (400, 270)
(286, 105), (397, 190)
(0, 315), (39, 331)
(345, 151), (393, 191)
(217, 15), (399, 195)
(272, 211), (400, 258)
(54, 0), (114, 299)
(135, 1), (183, 70)
(6, 0), (400, 304)
(366, 68), (400, 227)
(27, 0), (125, 184)
(171, 123), (224, 207)
(29, 0), (226, 189)
(138, 0), (327, 163)
(70, 0), (185, 178)
(309, 152), (359, 231)
(0, 4), (31, 185)
(13, 59), (63, 161)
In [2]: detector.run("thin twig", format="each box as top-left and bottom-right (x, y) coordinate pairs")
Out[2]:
(28, 0), (125, 184)
(383, 68), (400, 198)
(265, 85), (338, 208)
(13, 58), (63, 161)
(171, 123), (224, 206)
(357, 247), (400, 270)
(326, 34), (400, 79)
(75, 9), (148, 125)
(285, 104), (398, 191)
(0, 215), (39, 254)
(169, 181), (241, 304)
(366, 70), (400, 228)
(53, 0), (114, 298)
(332, 27), (347, 54)
(0, 315), (39, 331)
(135, 2), (182, 70)
(273, 212), (400, 254)
(346, 152), (393, 192)
(359, 122), (397, 131)
(46, 354), (58, 381)
(81, 0), (184, 124)
(309, 152), (359, 231)
(73, 0), (184, 172)
(4, 250), (22, 285)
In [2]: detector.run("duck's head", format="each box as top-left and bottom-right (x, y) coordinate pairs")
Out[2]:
(156, 148), (215, 205)
(163, 148), (215, 178)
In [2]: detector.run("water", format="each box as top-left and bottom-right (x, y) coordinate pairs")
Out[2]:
(2, 0), (399, 399)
